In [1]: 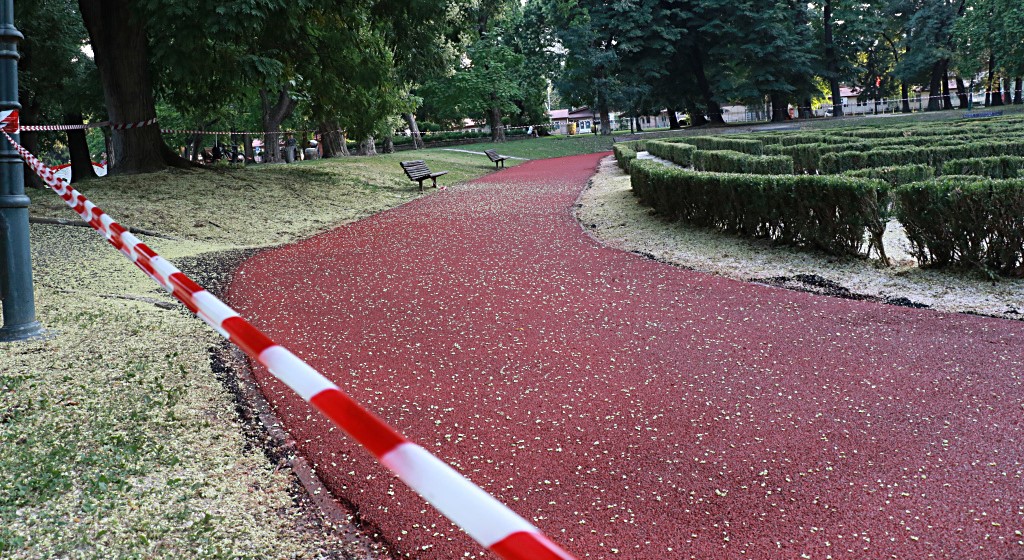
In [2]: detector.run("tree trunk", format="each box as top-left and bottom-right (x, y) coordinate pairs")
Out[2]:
(901, 82), (911, 113)
(799, 97), (813, 119)
(941, 64), (953, 110)
(770, 93), (788, 122)
(339, 132), (350, 156)
(383, 134), (394, 154)
(955, 75), (969, 108)
(66, 113), (97, 183)
(927, 61), (943, 111)
(359, 136), (376, 156)
(321, 127), (345, 158)
(598, 100), (611, 135)
(823, 0), (844, 117)
(634, 114), (643, 132)
(1014, 77), (1023, 105)
(667, 109), (680, 129)
(78, 0), (186, 174)
(688, 46), (724, 124)
(992, 74), (1005, 106)
(986, 53), (996, 106)
(260, 87), (296, 163)
(685, 100), (707, 126)
(18, 100), (44, 189)
(242, 133), (254, 163)
(403, 113), (424, 149)
(488, 99), (505, 142)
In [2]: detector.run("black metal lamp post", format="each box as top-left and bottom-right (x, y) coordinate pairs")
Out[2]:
(0, 0), (43, 342)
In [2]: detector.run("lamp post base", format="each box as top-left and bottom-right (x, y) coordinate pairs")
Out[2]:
(0, 319), (46, 342)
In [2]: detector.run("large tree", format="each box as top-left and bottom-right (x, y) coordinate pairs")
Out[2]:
(78, 0), (187, 174)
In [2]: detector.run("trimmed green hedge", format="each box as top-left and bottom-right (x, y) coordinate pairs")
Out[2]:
(629, 159), (889, 260)
(684, 136), (764, 155)
(894, 178), (1024, 275)
(693, 150), (794, 175)
(613, 144), (637, 172)
(941, 156), (1024, 179)
(845, 164), (934, 187)
(646, 141), (696, 166)
(820, 141), (1024, 174)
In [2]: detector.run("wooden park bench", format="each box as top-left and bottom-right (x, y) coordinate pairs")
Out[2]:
(400, 160), (448, 191)
(484, 149), (511, 168)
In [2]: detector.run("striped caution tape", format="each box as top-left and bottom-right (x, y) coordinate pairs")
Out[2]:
(109, 117), (159, 130)
(4, 132), (577, 560)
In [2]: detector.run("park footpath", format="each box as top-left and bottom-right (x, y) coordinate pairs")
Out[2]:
(227, 153), (1024, 559)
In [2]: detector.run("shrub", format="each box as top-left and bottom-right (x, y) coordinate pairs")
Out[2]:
(629, 159), (889, 260)
(613, 143), (637, 172)
(684, 136), (764, 155)
(941, 156), (1024, 179)
(894, 177), (1024, 275)
(777, 133), (858, 147)
(692, 149), (794, 175)
(646, 141), (696, 166)
(820, 141), (1024, 173)
(845, 164), (935, 187)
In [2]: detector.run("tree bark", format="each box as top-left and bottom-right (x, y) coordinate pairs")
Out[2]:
(359, 136), (377, 156)
(18, 100), (44, 189)
(383, 135), (394, 153)
(823, 0), (844, 117)
(770, 93), (788, 122)
(799, 97), (812, 119)
(941, 64), (953, 110)
(260, 87), (297, 163)
(318, 124), (343, 158)
(242, 134), (254, 163)
(65, 113), (97, 183)
(927, 61), (943, 111)
(901, 82), (911, 113)
(488, 99), (505, 142)
(598, 98), (611, 135)
(1014, 77), (1023, 105)
(991, 74), (1005, 106)
(667, 109), (680, 129)
(954, 75), (969, 108)
(688, 46), (724, 124)
(78, 0), (186, 174)
(402, 113), (424, 149)
(685, 100), (707, 126)
(985, 53), (996, 106)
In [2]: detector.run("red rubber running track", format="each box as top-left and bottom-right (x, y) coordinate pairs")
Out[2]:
(227, 153), (1024, 559)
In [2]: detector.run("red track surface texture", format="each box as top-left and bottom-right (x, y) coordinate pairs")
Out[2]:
(228, 153), (1024, 559)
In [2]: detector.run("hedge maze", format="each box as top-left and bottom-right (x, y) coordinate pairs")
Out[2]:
(613, 116), (1024, 276)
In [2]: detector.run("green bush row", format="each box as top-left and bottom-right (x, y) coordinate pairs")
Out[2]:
(845, 164), (935, 186)
(941, 156), (1024, 179)
(629, 159), (888, 260)
(613, 143), (637, 172)
(894, 177), (1024, 275)
(819, 141), (1024, 174)
(646, 141), (696, 166)
(693, 149), (794, 175)
(684, 136), (764, 155)
(766, 136), (987, 173)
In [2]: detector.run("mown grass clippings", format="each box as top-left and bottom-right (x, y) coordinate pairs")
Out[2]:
(5, 145), (548, 559)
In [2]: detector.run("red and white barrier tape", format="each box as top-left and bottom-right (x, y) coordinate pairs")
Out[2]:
(110, 117), (159, 130)
(4, 131), (575, 560)
(19, 117), (158, 132)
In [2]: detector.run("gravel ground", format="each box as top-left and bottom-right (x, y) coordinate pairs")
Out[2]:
(579, 156), (1023, 320)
